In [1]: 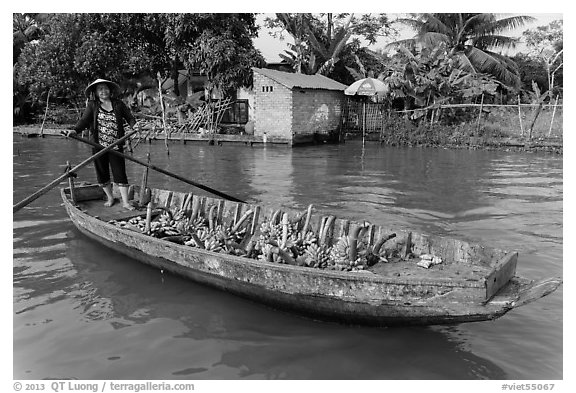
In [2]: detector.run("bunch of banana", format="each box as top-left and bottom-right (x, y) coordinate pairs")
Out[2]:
(171, 208), (186, 222)
(288, 230), (317, 255)
(328, 237), (369, 271)
(195, 227), (212, 243)
(203, 236), (223, 252)
(148, 221), (163, 236)
(329, 237), (352, 270)
(146, 210), (179, 237)
(174, 217), (190, 234)
(128, 216), (147, 232)
(303, 243), (331, 268)
(257, 243), (275, 262)
(259, 221), (282, 242)
(216, 225), (247, 245)
(157, 210), (175, 226)
(283, 220), (298, 242)
(187, 216), (208, 231)
(207, 225), (247, 255)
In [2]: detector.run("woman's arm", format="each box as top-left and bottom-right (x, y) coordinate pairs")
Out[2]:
(66, 102), (93, 136)
(119, 100), (136, 128)
(73, 102), (94, 132)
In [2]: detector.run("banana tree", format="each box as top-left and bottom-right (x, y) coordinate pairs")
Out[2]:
(389, 13), (535, 89)
(266, 13), (391, 80)
(526, 81), (550, 138)
(385, 44), (499, 122)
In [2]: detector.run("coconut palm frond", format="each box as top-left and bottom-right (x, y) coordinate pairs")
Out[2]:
(385, 38), (417, 51)
(316, 57), (337, 75)
(472, 15), (535, 37)
(328, 28), (352, 59)
(485, 50), (520, 73)
(353, 54), (367, 77)
(419, 13), (452, 35)
(346, 65), (365, 80)
(307, 52), (317, 74)
(465, 46), (521, 88)
(462, 13), (495, 32)
(452, 51), (477, 74)
(473, 35), (520, 51)
(394, 18), (427, 31)
(419, 31), (451, 48)
(489, 15), (537, 32)
(397, 45), (417, 61)
(305, 25), (330, 60)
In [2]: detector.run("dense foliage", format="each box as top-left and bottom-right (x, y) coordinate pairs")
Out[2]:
(13, 12), (562, 131)
(384, 44), (499, 111)
(521, 20), (563, 98)
(390, 13), (535, 90)
(165, 14), (265, 95)
(14, 13), (264, 121)
(265, 13), (394, 84)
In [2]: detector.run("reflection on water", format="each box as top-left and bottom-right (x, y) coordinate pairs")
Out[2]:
(13, 137), (562, 380)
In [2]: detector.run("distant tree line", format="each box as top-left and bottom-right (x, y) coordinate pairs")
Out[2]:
(13, 13), (264, 122)
(13, 13), (562, 125)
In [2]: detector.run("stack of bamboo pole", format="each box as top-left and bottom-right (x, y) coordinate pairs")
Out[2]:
(184, 98), (232, 133)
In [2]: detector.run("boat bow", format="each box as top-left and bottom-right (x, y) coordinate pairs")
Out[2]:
(511, 277), (562, 309)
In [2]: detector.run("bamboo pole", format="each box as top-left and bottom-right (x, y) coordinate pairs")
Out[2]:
(66, 161), (76, 204)
(362, 100), (366, 145)
(40, 88), (51, 138)
(65, 134), (246, 203)
(476, 94), (484, 136)
(392, 102), (561, 114)
(157, 72), (169, 155)
(548, 95), (559, 137)
(518, 95), (524, 137)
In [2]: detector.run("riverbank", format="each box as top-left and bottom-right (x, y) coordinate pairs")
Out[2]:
(14, 123), (562, 154)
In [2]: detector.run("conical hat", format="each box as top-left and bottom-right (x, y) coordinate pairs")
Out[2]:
(84, 78), (120, 98)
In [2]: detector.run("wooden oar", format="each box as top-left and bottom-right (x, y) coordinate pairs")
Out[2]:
(65, 133), (246, 204)
(13, 129), (139, 213)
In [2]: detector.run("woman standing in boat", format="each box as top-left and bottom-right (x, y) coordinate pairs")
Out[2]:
(67, 78), (137, 210)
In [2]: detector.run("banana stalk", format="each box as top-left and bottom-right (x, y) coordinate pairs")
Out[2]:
(303, 204), (313, 235)
(231, 210), (253, 234)
(348, 224), (365, 263)
(281, 213), (289, 249)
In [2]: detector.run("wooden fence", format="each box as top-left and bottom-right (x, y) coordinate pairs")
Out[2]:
(341, 97), (563, 140)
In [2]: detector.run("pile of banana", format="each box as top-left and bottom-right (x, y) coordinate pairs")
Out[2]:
(108, 205), (395, 272)
(249, 213), (388, 272)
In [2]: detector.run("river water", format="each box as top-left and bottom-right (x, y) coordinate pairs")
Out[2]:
(13, 137), (562, 381)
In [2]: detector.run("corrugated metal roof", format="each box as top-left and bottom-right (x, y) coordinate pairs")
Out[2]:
(253, 67), (347, 91)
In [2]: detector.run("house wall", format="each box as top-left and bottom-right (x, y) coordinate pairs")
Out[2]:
(253, 73), (293, 142)
(291, 89), (343, 137)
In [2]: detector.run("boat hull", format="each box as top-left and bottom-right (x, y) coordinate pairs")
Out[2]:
(61, 187), (560, 327)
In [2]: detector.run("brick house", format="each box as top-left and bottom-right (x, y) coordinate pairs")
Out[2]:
(252, 67), (347, 145)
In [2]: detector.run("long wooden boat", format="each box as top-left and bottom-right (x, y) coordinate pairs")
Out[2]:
(61, 183), (561, 326)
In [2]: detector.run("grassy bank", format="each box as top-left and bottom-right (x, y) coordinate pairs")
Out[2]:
(371, 105), (563, 154)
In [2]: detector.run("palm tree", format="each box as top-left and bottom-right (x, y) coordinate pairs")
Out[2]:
(267, 13), (390, 80)
(13, 13), (49, 64)
(389, 13), (535, 89)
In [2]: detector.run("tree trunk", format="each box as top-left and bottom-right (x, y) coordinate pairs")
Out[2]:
(529, 102), (543, 139)
(171, 60), (180, 97)
(403, 99), (410, 124)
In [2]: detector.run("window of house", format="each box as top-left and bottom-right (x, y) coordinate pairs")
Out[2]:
(221, 99), (249, 124)
(262, 86), (274, 93)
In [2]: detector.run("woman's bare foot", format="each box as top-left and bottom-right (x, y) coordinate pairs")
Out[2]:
(104, 198), (116, 207)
